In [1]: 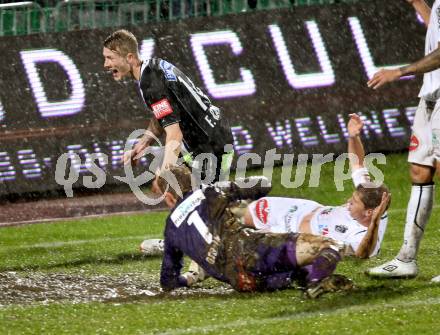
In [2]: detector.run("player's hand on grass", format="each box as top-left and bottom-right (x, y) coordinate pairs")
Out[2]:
(367, 68), (402, 90)
(347, 113), (363, 138)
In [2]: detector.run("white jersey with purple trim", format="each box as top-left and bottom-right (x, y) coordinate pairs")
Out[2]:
(248, 168), (388, 257)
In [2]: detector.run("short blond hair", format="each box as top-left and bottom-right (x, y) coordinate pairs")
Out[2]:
(157, 165), (193, 200)
(103, 29), (139, 58)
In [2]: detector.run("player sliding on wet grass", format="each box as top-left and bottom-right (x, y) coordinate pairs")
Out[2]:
(141, 114), (391, 285)
(156, 165), (355, 298)
(148, 114), (390, 297)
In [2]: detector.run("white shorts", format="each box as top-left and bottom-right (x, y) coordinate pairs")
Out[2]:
(408, 99), (440, 167)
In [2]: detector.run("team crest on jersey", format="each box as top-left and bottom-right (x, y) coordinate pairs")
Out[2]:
(255, 198), (269, 224)
(335, 225), (348, 234)
(151, 99), (173, 119)
(409, 135), (419, 151)
(160, 60), (177, 81)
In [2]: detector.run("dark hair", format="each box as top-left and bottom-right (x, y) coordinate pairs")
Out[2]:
(103, 29), (139, 58)
(157, 165), (193, 200)
(356, 182), (390, 210)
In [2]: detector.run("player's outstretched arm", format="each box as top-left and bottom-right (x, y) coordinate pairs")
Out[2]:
(161, 123), (183, 171)
(150, 123), (183, 194)
(347, 113), (365, 171)
(368, 46), (440, 90)
(355, 192), (391, 259)
(122, 118), (164, 166)
(407, 0), (431, 27)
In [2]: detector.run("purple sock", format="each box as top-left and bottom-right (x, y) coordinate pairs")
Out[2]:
(306, 248), (341, 283)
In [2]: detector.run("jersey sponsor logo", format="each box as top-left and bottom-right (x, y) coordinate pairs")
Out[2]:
(437, 7), (440, 30)
(151, 99), (173, 119)
(335, 225), (348, 234)
(255, 198), (269, 224)
(318, 223), (329, 236)
(319, 207), (334, 216)
(160, 60), (177, 81)
(409, 134), (419, 151)
(433, 132), (440, 149)
(284, 205), (298, 232)
(171, 189), (205, 227)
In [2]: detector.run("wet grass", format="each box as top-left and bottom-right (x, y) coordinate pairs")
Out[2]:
(1, 153), (440, 334)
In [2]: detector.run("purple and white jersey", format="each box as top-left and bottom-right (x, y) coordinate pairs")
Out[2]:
(160, 187), (230, 290)
(160, 183), (303, 292)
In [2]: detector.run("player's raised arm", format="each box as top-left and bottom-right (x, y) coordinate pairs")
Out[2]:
(347, 113), (365, 171)
(366, 1), (435, 90)
(408, 0), (431, 27)
(368, 46), (440, 90)
(355, 192), (391, 259)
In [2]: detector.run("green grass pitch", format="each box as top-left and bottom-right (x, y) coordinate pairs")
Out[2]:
(2, 152), (440, 334)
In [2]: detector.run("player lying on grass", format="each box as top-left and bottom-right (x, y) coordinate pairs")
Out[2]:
(183, 113), (390, 283)
(142, 114), (390, 263)
(157, 165), (359, 298)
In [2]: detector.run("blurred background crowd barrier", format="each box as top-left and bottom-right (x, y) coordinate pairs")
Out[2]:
(0, 0), (424, 197)
(0, 0), (364, 36)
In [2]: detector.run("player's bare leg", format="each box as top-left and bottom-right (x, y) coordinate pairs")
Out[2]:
(295, 233), (352, 266)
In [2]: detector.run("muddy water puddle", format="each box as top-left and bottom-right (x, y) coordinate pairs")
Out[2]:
(0, 272), (233, 306)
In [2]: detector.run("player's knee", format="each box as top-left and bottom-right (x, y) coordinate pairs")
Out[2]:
(410, 163), (434, 183)
(297, 234), (344, 257)
(241, 208), (255, 227)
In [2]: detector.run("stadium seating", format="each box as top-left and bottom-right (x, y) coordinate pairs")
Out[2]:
(0, 0), (366, 36)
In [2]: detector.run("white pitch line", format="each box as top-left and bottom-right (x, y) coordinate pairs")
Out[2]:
(0, 208), (166, 227)
(385, 204), (440, 213)
(1, 235), (160, 250)
(158, 296), (440, 335)
(2, 203), (439, 228)
(3, 205), (440, 250)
